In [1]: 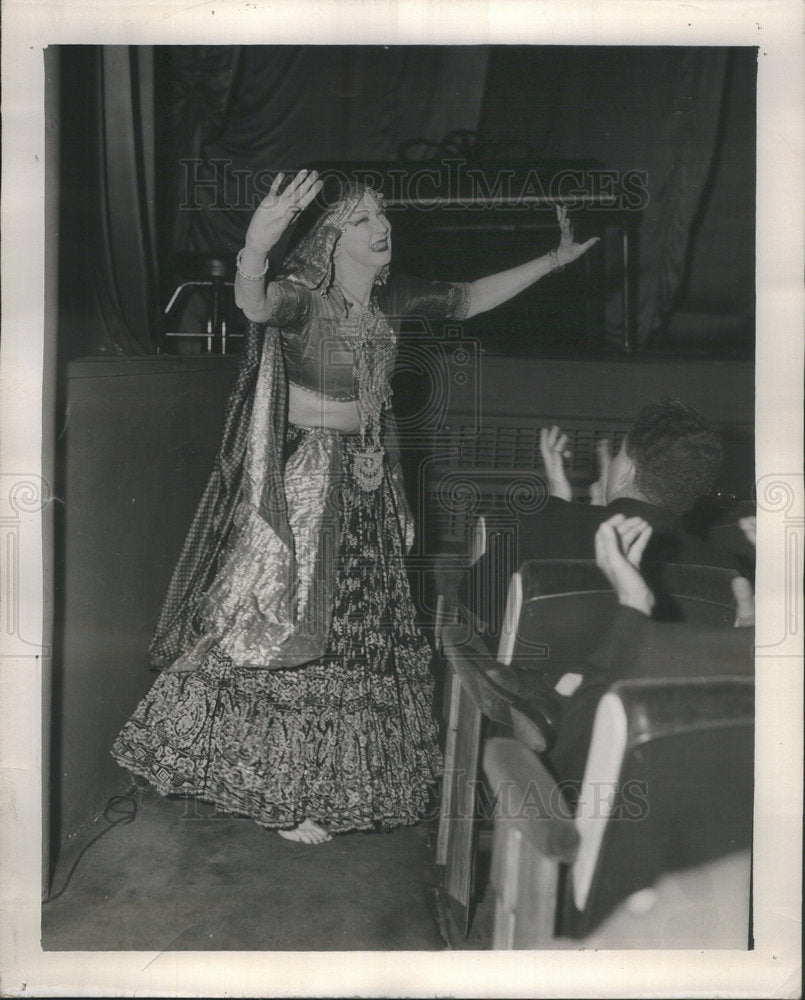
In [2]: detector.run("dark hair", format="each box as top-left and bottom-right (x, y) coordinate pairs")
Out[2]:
(626, 399), (723, 513)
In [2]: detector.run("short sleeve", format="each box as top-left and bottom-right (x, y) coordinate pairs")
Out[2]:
(263, 279), (313, 329)
(380, 273), (471, 323)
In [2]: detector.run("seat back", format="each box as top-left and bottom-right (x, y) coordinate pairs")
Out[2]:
(505, 560), (615, 680)
(508, 559), (739, 680)
(512, 589), (619, 681)
(458, 523), (517, 652)
(649, 562), (740, 625)
(564, 676), (755, 938)
(433, 514), (491, 651)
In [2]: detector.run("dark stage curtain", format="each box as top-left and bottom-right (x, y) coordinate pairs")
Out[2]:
(60, 47), (159, 357)
(634, 50), (729, 341)
(479, 47), (734, 346)
(61, 45), (745, 356)
(171, 45), (490, 256)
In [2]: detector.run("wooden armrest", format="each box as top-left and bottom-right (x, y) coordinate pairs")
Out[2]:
(483, 737), (579, 864)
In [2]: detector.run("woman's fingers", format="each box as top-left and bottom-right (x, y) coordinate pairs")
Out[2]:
(618, 518), (653, 567)
(256, 176), (284, 211)
(738, 515), (757, 547)
(287, 168), (319, 198)
(280, 170), (322, 215)
(556, 204), (573, 238)
(596, 437), (612, 460)
(297, 175), (323, 209)
(553, 202), (600, 260)
(255, 169), (323, 220)
(562, 236), (601, 263)
(283, 168), (311, 194)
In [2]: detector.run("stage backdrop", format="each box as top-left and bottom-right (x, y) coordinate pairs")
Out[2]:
(57, 45), (755, 358)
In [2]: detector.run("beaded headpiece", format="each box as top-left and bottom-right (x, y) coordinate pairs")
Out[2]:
(283, 183), (388, 293)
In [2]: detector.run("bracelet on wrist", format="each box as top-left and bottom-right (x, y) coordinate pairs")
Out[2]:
(236, 248), (269, 281)
(548, 249), (565, 274)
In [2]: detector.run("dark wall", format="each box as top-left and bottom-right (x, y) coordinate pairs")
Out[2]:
(394, 351), (754, 534)
(474, 354), (754, 496)
(53, 356), (237, 849)
(479, 46), (756, 349)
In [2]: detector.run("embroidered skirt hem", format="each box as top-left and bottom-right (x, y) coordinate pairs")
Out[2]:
(111, 429), (442, 833)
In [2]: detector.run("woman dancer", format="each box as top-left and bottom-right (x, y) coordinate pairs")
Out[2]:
(111, 169), (598, 843)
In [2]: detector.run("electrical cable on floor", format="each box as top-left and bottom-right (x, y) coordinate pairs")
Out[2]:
(43, 786), (138, 904)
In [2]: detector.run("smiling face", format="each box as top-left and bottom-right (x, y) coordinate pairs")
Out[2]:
(333, 192), (392, 276)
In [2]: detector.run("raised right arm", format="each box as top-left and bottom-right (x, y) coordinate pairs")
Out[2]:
(234, 169), (323, 322)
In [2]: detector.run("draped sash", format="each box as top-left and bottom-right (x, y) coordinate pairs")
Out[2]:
(148, 320), (414, 672)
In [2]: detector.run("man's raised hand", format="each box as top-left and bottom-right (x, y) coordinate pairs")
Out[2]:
(540, 425), (573, 501)
(595, 514), (655, 616)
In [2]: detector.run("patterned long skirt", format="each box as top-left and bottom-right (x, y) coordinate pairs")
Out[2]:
(110, 429), (442, 832)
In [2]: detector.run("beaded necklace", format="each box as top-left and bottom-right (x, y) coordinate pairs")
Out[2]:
(335, 283), (397, 491)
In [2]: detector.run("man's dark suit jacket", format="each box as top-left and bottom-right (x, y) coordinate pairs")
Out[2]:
(504, 495), (739, 569)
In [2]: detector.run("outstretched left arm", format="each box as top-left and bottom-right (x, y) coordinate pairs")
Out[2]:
(464, 205), (600, 319)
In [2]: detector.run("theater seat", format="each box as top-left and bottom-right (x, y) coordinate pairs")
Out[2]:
(499, 560), (740, 684)
(434, 623), (564, 937)
(483, 675), (754, 949)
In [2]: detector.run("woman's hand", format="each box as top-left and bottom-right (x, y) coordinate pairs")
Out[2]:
(554, 204), (600, 268)
(595, 514), (655, 616)
(243, 169), (323, 258)
(462, 205), (600, 319)
(539, 425), (573, 501)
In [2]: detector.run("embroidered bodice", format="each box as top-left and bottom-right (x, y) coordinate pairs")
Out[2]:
(266, 273), (471, 401)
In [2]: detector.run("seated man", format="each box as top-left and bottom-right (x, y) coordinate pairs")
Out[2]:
(548, 513), (754, 804)
(532, 398), (735, 567)
(463, 399), (740, 639)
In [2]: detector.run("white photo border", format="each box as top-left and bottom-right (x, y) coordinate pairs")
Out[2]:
(1, 2), (802, 997)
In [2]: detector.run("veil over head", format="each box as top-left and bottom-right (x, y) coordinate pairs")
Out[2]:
(282, 180), (388, 292)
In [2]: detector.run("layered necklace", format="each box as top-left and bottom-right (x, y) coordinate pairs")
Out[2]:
(335, 282), (397, 491)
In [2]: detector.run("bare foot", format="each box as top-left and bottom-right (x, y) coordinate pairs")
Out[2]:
(278, 818), (332, 844)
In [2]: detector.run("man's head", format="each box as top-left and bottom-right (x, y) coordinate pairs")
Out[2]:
(605, 400), (723, 513)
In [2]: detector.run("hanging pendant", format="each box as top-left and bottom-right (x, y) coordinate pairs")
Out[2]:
(354, 449), (385, 491)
